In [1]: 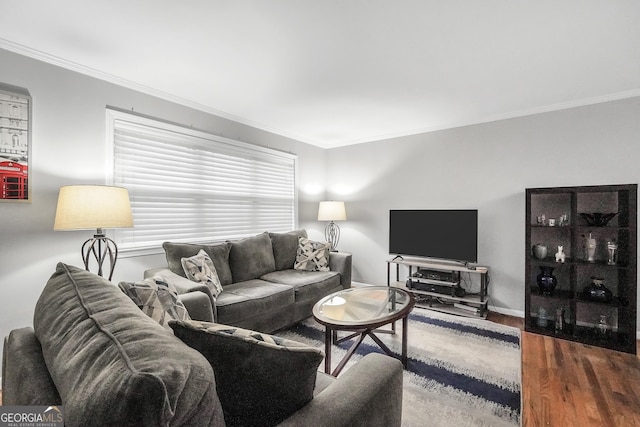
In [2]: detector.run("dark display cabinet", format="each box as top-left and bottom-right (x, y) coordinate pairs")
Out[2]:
(525, 184), (637, 354)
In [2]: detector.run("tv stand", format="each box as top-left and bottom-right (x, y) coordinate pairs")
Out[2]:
(387, 257), (489, 318)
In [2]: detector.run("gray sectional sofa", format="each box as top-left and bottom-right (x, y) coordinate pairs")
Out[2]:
(2, 263), (403, 427)
(145, 229), (352, 333)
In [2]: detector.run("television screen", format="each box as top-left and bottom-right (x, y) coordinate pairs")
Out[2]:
(389, 209), (478, 263)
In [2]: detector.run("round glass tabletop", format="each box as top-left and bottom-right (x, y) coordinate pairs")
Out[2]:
(313, 286), (414, 327)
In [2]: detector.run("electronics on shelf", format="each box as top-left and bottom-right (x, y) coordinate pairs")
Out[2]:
(388, 256), (489, 319)
(415, 268), (456, 282)
(406, 278), (466, 297)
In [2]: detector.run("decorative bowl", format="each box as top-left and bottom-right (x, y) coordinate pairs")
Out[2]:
(580, 212), (617, 227)
(532, 244), (548, 260)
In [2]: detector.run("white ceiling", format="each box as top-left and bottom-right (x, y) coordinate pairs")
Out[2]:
(1, 1), (639, 149)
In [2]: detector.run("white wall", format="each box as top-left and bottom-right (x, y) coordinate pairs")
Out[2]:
(0, 48), (328, 369)
(326, 97), (640, 319)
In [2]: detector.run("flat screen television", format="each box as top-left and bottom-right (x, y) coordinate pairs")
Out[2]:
(389, 209), (478, 264)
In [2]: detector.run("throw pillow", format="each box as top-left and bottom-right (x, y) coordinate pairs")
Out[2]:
(118, 276), (191, 329)
(228, 232), (277, 282)
(269, 229), (308, 270)
(294, 236), (330, 271)
(181, 249), (224, 298)
(170, 320), (323, 427)
(163, 241), (233, 285)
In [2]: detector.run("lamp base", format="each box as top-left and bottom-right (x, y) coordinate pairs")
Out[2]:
(325, 221), (341, 252)
(81, 229), (119, 280)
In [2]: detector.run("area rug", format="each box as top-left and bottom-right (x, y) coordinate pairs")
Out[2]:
(277, 308), (521, 427)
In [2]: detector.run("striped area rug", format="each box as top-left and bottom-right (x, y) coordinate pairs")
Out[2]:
(277, 308), (521, 427)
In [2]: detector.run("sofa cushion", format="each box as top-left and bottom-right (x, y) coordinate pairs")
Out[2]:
(215, 279), (294, 325)
(33, 263), (225, 427)
(118, 276), (191, 329)
(181, 249), (224, 298)
(261, 270), (341, 302)
(163, 241), (233, 285)
(294, 236), (330, 271)
(170, 320), (323, 427)
(2, 327), (61, 406)
(228, 232), (276, 282)
(269, 229), (308, 271)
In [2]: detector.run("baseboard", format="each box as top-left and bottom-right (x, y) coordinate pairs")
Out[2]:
(351, 281), (373, 287)
(488, 305), (524, 319)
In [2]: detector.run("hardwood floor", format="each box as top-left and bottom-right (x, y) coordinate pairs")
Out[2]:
(2, 313), (639, 426)
(487, 312), (640, 427)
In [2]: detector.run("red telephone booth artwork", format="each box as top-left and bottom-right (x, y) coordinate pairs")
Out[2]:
(0, 83), (31, 201)
(0, 161), (28, 199)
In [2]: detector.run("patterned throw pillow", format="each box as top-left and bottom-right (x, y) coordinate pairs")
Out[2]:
(294, 236), (330, 271)
(170, 320), (323, 427)
(181, 249), (224, 298)
(180, 321), (313, 349)
(118, 276), (191, 329)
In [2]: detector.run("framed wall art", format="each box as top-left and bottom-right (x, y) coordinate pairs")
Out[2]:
(0, 82), (31, 202)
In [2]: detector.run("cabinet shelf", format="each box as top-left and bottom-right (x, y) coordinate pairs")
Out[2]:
(529, 287), (573, 300)
(525, 184), (637, 355)
(575, 296), (626, 307)
(526, 320), (575, 338)
(528, 257), (631, 269)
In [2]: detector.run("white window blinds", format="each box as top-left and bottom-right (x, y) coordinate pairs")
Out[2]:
(107, 109), (297, 253)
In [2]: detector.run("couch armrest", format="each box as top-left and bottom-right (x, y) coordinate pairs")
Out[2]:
(144, 268), (217, 322)
(277, 353), (403, 427)
(3, 327), (61, 405)
(329, 252), (352, 289)
(179, 291), (215, 322)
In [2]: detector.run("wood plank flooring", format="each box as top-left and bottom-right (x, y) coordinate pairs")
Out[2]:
(2, 313), (639, 427)
(488, 312), (640, 427)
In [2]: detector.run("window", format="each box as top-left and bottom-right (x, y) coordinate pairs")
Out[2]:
(107, 109), (297, 254)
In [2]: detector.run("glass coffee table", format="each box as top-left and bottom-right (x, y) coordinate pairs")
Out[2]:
(312, 286), (415, 376)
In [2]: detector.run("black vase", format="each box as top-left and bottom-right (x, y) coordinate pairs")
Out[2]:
(537, 266), (557, 295)
(583, 277), (613, 302)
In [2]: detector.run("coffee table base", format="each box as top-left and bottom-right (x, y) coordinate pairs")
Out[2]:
(324, 314), (409, 376)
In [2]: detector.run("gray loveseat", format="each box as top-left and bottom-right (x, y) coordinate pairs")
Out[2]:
(145, 230), (352, 333)
(2, 263), (403, 426)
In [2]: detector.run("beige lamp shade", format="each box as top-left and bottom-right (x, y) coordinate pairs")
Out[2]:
(54, 185), (133, 231)
(317, 201), (347, 221)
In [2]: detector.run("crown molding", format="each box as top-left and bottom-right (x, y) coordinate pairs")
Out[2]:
(0, 38), (318, 146)
(2, 38), (639, 150)
(323, 89), (640, 148)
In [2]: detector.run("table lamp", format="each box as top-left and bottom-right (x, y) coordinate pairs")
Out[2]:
(317, 201), (346, 251)
(54, 185), (133, 280)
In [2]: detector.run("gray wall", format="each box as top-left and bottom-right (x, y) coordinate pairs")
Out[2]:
(0, 48), (328, 365)
(326, 96), (640, 319)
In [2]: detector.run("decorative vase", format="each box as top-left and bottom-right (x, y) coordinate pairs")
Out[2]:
(536, 266), (557, 295)
(607, 241), (618, 265)
(584, 234), (597, 262)
(582, 277), (613, 302)
(597, 314), (609, 336)
(532, 244), (548, 260)
(555, 307), (566, 332)
(536, 307), (549, 327)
